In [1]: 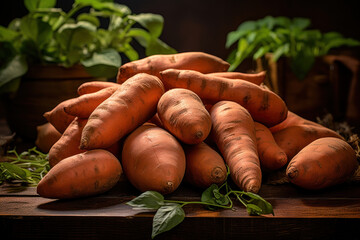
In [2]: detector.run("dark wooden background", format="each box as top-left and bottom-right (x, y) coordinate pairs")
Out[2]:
(1, 0), (360, 61)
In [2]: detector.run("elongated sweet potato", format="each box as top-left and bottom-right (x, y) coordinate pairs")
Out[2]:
(77, 81), (120, 95)
(121, 123), (186, 195)
(210, 101), (262, 193)
(43, 99), (76, 133)
(48, 117), (87, 168)
(286, 137), (358, 190)
(160, 69), (288, 127)
(207, 70), (266, 85)
(37, 149), (123, 199)
(117, 52), (230, 83)
(254, 122), (287, 171)
(183, 142), (227, 189)
(64, 86), (118, 118)
(157, 88), (212, 144)
(273, 124), (343, 161)
(80, 73), (165, 150)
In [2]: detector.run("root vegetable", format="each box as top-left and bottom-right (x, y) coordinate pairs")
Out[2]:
(207, 70), (266, 85)
(35, 123), (62, 153)
(254, 122), (287, 171)
(77, 81), (120, 95)
(210, 101), (262, 193)
(117, 52), (230, 83)
(286, 137), (358, 190)
(183, 142), (227, 189)
(160, 69), (287, 127)
(37, 149), (122, 199)
(64, 86), (119, 118)
(43, 99), (76, 133)
(157, 88), (212, 144)
(121, 123), (186, 195)
(80, 73), (165, 150)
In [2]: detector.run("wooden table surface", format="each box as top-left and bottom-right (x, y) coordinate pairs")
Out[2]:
(1, 176), (360, 240)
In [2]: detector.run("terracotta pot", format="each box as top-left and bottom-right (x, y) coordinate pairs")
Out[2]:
(4, 64), (106, 141)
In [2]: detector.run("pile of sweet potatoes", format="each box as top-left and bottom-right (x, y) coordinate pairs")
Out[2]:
(35, 52), (359, 199)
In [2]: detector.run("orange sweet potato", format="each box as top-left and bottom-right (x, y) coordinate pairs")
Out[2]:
(286, 137), (358, 190)
(121, 123), (186, 195)
(157, 88), (212, 144)
(37, 149), (122, 199)
(117, 52), (230, 83)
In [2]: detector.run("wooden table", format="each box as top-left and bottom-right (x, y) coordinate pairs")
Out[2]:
(1, 177), (360, 240)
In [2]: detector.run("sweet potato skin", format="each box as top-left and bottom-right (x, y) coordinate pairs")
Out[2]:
(43, 99), (76, 133)
(80, 73), (165, 150)
(273, 124), (343, 161)
(121, 123), (186, 195)
(117, 52), (230, 83)
(157, 88), (212, 144)
(37, 149), (123, 199)
(254, 122), (287, 171)
(77, 81), (120, 95)
(160, 69), (288, 127)
(35, 122), (62, 153)
(183, 142), (227, 189)
(206, 71), (266, 85)
(286, 137), (358, 190)
(210, 101), (262, 193)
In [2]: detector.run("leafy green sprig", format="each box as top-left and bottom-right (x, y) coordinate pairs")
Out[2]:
(226, 16), (360, 79)
(0, 147), (49, 185)
(127, 169), (273, 238)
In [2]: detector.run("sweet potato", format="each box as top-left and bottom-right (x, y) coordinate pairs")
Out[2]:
(77, 81), (120, 95)
(48, 117), (121, 168)
(35, 122), (62, 153)
(116, 52), (230, 83)
(48, 117), (87, 168)
(273, 124), (344, 161)
(269, 111), (319, 133)
(64, 86), (119, 118)
(121, 123), (186, 195)
(286, 137), (358, 190)
(160, 69), (288, 127)
(43, 99), (76, 133)
(183, 142), (227, 189)
(210, 101), (262, 193)
(254, 122), (287, 171)
(37, 149), (122, 199)
(80, 73), (165, 150)
(207, 70), (266, 85)
(157, 88), (212, 144)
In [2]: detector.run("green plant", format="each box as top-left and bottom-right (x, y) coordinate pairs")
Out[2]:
(127, 168), (273, 238)
(226, 16), (360, 79)
(0, 0), (176, 94)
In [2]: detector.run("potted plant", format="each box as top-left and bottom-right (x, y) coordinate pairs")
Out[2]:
(0, 0), (176, 140)
(225, 16), (360, 122)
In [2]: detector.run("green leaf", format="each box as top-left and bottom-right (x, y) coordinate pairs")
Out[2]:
(241, 192), (274, 215)
(126, 191), (164, 210)
(225, 30), (249, 48)
(271, 43), (290, 62)
(24, 0), (56, 12)
(237, 20), (257, 32)
(121, 43), (139, 61)
(246, 203), (263, 215)
(291, 17), (311, 30)
(152, 203), (185, 239)
(201, 184), (222, 210)
(0, 162), (29, 180)
(56, 21), (96, 51)
(81, 48), (121, 78)
(253, 45), (271, 59)
(127, 28), (151, 48)
(129, 14), (164, 38)
(76, 0), (131, 16)
(145, 38), (177, 56)
(290, 49), (315, 80)
(77, 13), (100, 27)
(0, 26), (20, 42)
(0, 55), (28, 90)
(213, 188), (229, 206)
(20, 15), (53, 47)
